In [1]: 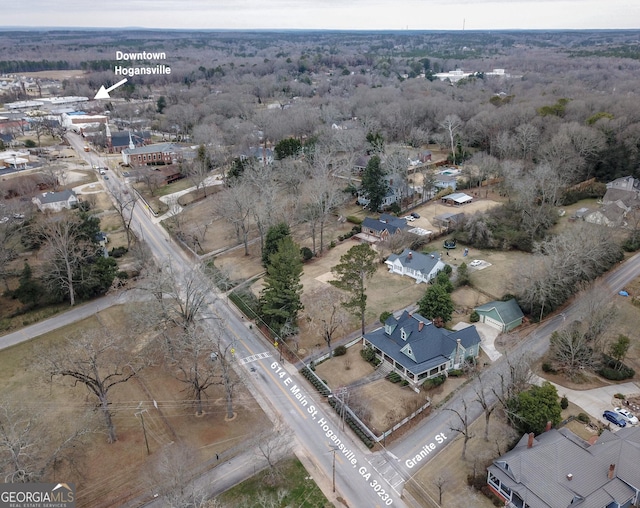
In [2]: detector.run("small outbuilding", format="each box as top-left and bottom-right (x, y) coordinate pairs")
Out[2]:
(474, 299), (524, 333)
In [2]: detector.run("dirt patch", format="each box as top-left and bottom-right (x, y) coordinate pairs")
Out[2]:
(314, 344), (375, 389)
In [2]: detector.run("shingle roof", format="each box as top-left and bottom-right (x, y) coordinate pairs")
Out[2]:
(489, 427), (640, 508)
(385, 249), (441, 278)
(362, 214), (407, 235)
(122, 142), (179, 156)
(475, 299), (524, 326)
(38, 189), (76, 204)
(364, 310), (481, 375)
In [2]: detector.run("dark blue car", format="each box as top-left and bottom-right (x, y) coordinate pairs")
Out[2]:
(603, 410), (627, 427)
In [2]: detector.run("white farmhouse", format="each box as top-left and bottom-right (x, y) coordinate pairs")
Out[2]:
(385, 249), (445, 284)
(32, 190), (78, 212)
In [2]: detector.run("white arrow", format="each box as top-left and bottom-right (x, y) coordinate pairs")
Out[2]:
(94, 78), (128, 99)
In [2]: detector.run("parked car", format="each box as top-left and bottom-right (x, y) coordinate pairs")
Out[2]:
(470, 260), (482, 267)
(410, 212), (420, 219)
(614, 407), (639, 425)
(603, 410), (627, 427)
(403, 215), (416, 222)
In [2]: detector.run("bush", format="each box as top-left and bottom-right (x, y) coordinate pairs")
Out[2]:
(422, 374), (446, 390)
(542, 362), (557, 374)
(300, 246), (314, 261)
(109, 246), (128, 258)
(598, 355), (635, 380)
(361, 346), (376, 362)
(329, 240), (336, 249)
(333, 345), (347, 357)
(442, 264), (453, 275)
(577, 412), (590, 424)
(614, 393), (626, 400)
(386, 372), (402, 383)
(379, 311), (392, 324)
(469, 311), (480, 323)
(560, 396), (569, 410)
(448, 369), (464, 377)
(346, 216), (363, 225)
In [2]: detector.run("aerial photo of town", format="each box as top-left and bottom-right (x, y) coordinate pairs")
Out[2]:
(2, 2), (640, 507)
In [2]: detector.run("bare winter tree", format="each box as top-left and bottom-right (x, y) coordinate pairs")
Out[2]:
(41, 327), (146, 443)
(211, 320), (241, 421)
(174, 325), (218, 416)
(252, 420), (294, 485)
(439, 114), (463, 165)
(473, 374), (497, 442)
(215, 178), (254, 256)
(492, 352), (536, 426)
(111, 187), (139, 249)
(0, 402), (90, 483)
(446, 399), (474, 459)
(38, 214), (97, 306)
(148, 443), (208, 508)
(433, 472), (449, 506)
(305, 287), (350, 357)
(145, 262), (211, 333)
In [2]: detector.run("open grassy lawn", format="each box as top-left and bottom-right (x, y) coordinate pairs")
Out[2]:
(0, 304), (268, 508)
(215, 456), (331, 508)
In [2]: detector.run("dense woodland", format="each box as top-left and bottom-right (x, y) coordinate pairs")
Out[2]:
(3, 28), (640, 317)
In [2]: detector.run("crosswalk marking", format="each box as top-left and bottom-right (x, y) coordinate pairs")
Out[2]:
(238, 351), (272, 365)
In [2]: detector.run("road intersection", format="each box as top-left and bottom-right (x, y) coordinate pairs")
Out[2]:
(6, 136), (640, 506)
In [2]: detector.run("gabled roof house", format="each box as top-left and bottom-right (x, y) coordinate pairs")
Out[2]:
(488, 426), (640, 508)
(32, 189), (78, 212)
(385, 249), (445, 284)
(361, 214), (408, 242)
(363, 310), (481, 386)
(474, 299), (524, 333)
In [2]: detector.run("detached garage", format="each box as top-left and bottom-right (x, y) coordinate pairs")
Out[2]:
(474, 299), (524, 333)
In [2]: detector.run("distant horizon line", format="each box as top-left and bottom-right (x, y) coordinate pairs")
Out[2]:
(0, 26), (639, 33)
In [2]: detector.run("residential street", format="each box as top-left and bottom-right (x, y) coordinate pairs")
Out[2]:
(5, 135), (640, 506)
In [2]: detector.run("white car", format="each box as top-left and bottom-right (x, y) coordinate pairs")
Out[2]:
(403, 215), (416, 222)
(469, 260), (482, 267)
(614, 407), (639, 425)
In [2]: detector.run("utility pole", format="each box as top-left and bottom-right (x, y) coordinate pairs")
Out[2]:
(135, 405), (150, 455)
(332, 448), (336, 493)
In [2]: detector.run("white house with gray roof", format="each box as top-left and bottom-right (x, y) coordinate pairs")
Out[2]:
(32, 189), (78, 212)
(362, 310), (481, 386)
(488, 426), (640, 508)
(385, 249), (445, 284)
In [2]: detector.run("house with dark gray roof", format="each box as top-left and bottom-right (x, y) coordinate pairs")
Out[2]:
(474, 299), (524, 333)
(385, 248), (445, 284)
(361, 214), (408, 242)
(488, 426), (640, 508)
(362, 310), (481, 386)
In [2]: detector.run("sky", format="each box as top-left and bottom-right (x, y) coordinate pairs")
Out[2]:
(3, 0), (639, 30)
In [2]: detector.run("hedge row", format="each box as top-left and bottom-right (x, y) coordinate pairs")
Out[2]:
(300, 367), (331, 396)
(386, 372), (402, 383)
(328, 397), (375, 449)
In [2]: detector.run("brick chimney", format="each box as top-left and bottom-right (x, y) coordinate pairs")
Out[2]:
(527, 432), (534, 448)
(407, 251), (413, 260)
(608, 464), (615, 480)
(545, 421), (553, 432)
(418, 321), (424, 331)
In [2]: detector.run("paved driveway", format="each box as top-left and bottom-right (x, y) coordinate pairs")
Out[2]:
(542, 379), (640, 428)
(453, 321), (501, 361)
